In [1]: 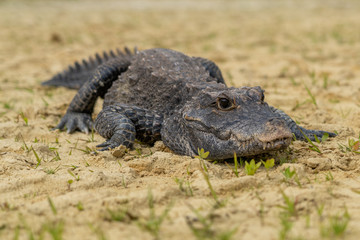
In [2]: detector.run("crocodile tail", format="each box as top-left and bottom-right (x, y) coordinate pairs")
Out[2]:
(42, 47), (137, 89)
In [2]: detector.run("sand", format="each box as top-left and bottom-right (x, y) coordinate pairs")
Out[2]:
(0, 0), (360, 239)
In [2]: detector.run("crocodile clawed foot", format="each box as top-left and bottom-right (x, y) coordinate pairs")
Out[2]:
(53, 111), (93, 134)
(96, 135), (133, 151)
(96, 140), (115, 151)
(96, 141), (125, 151)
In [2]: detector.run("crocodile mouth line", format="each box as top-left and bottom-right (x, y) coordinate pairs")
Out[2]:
(232, 134), (292, 152)
(183, 117), (292, 155)
(260, 137), (292, 150)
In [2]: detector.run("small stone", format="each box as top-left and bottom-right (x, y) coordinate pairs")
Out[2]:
(153, 141), (172, 153)
(153, 141), (166, 151)
(111, 145), (127, 158)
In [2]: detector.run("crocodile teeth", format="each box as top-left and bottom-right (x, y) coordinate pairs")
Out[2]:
(263, 142), (267, 150)
(238, 138), (258, 150)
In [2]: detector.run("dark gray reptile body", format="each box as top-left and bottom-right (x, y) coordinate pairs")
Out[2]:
(43, 48), (335, 159)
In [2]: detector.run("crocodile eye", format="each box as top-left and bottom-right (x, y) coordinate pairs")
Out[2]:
(217, 98), (233, 110)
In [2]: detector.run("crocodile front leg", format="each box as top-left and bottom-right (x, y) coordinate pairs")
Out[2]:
(55, 57), (131, 133)
(94, 104), (163, 150)
(270, 106), (336, 141)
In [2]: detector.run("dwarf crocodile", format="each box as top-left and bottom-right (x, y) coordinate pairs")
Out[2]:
(43, 47), (335, 159)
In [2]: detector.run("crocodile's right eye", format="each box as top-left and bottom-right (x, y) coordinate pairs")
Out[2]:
(217, 97), (234, 110)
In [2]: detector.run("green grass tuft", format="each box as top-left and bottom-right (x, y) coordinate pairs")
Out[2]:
(244, 159), (261, 175)
(137, 189), (173, 239)
(225, 152), (240, 177)
(300, 129), (321, 153)
(304, 84), (317, 107)
(19, 112), (29, 126)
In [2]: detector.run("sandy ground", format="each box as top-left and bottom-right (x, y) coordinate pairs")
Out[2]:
(1, 0), (360, 239)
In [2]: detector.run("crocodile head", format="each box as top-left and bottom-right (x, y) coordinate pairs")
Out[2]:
(165, 86), (293, 159)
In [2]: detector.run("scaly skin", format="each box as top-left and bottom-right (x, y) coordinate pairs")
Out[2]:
(43, 48), (336, 159)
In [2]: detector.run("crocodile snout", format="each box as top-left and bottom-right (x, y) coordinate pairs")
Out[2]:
(257, 118), (293, 150)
